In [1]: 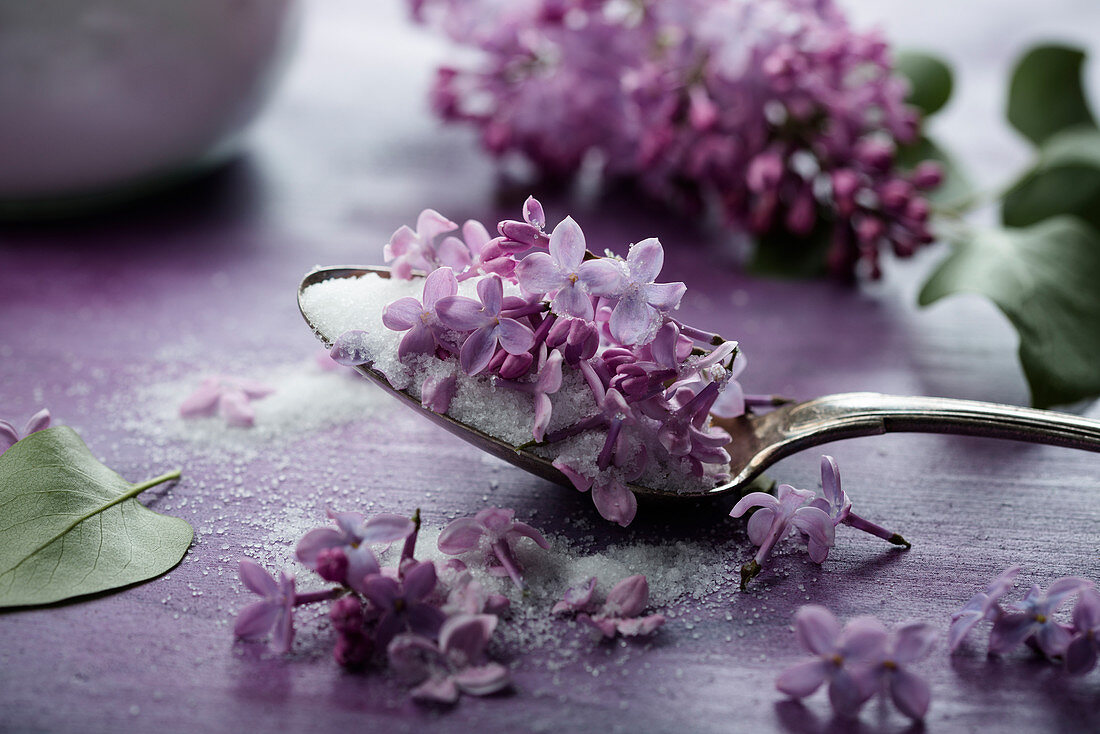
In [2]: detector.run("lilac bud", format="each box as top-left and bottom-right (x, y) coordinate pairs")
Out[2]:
(523, 196), (546, 229)
(831, 169), (861, 216)
(747, 153), (784, 193)
(854, 138), (894, 172)
(786, 188), (816, 236)
(499, 220), (542, 247)
(905, 197), (930, 224)
(856, 216), (885, 245)
(688, 86), (719, 130)
(333, 629), (372, 668)
(878, 179), (912, 211)
(315, 547), (349, 584)
(498, 351), (534, 379)
(546, 315), (573, 349)
(329, 596), (363, 634)
(911, 161), (944, 189)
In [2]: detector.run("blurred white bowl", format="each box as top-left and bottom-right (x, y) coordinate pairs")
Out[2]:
(0, 0), (298, 205)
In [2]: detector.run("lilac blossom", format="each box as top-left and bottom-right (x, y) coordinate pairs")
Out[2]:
(514, 216), (621, 320)
(812, 455), (910, 548)
(296, 511), (415, 593)
(989, 577), (1093, 658)
(233, 560), (337, 654)
(948, 566), (1021, 652)
(436, 275), (536, 375)
(600, 239), (686, 346)
(551, 577), (598, 616)
(384, 208), (458, 279)
(412, 0), (942, 279)
(775, 605), (888, 715)
(865, 623), (937, 720)
(388, 614), (511, 704)
(364, 560), (447, 649)
(382, 267), (459, 360)
(443, 570), (511, 617)
(0, 408), (50, 455)
(437, 507), (550, 589)
(179, 376), (275, 427)
(1066, 588), (1100, 675)
(730, 484), (835, 588)
(575, 575), (665, 638)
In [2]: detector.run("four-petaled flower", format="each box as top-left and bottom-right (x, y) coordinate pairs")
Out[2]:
(600, 238), (686, 346)
(864, 623), (937, 720)
(388, 613), (511, 704)
(363, 560), (447, 649)
(296, 511), (415, 593)
(948, 566), (1021, 652)
(0, 408), (50, 455)
(383, 267), (460, 360)
(989, 577), (1093, 657)
(384, 208), (458, 279)
(436, 275), (536, 375)
(515, 216), (621, 320)
(233, 560), (298, 653)
(179, 376), (275, 428)
(730, 484), (834, 588)
(576, 575), (665, 638)
(437, 507), (550, 589)
(1067, 588), (1100, 675)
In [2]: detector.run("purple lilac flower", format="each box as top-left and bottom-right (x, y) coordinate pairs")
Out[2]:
(730, 484), (835, 588)
(989, 577), (1094, 658)
(388, 613), (511, 704)
(382, 267), (460, 360)
(443, 570), (511, 617)
(551, 577), (598, 616)
(865, 623), (937, 720)
(0, 408), (50, 455)
(412, 0), (942, 279)
(364, 560), (447, 649)
(1066, 588), (1100, 675)
(775, 605), (888, 715)
(179, 376), (275, 428)
(514, 216), (621, 320)
(296, 511), (416, 593)
(576, 575), (665, 638)
(948, 566), (1021, 652)
(811, 455), (910, 548)
(233, 560), (338, 653)
(436, 275), (536, 375)
(437, 507), (550, 589)
(600, 239), (686, 346)
(384, 208), (458, 279)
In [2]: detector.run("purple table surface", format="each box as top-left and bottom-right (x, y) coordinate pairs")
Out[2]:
(3, 2), (1100, 733)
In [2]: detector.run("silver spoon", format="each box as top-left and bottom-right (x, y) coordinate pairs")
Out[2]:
(299, 265), (1100, 498)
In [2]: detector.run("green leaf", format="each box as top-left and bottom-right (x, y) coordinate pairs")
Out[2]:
(896, 51), (954, 117)
(919, 217), (1100, 407)
(896, 135), (974, 209)
(0, 427), (190, 607)
(1002, 126), (1100, 231)
(1007, 44), (1096, 146)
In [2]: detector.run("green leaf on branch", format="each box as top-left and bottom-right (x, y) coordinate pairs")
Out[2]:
(1002, 126), (1100, 231)
(1007, 44), (1096, 146)
(896, 51), (953, 117)
(896, 135), (974, 210)
(0, 427), (190, 608)
(919, 217), (1100, 408)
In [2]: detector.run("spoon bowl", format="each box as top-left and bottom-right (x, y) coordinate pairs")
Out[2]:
(299, 265), (1100, 498)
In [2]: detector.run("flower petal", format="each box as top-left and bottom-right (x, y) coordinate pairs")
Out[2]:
(271, 606), (294, 654)
(591, 479), (638, 527)
(238, 559), (278, 596)
(1034, 621), (1073, 657)
(440, 613), (497, 659)
(295, 528), (345, 566)
(330, 330), (372, 366)
(459, 326), (498, 375)
(643, 281), (686, 311)
(436, 296), (489, 331)
(496, 318), (536, 354)
(361, 513), (416, 544)
(416, 208), (457, 242)
(746, 507), (776, 546)
(523, 196), (546, 229)
(438, 517), (486, 554)
(453, 663), (511, 696)
(891, 622), (936, 663)
(411, 675), (460, 704)
(179, 378), (221, 418)
(234, 601), (279, 639)
(947, 610), (983, 653)
(515, 252), (565, 294)
(775, 659), (828, 698)
(382, 297), (424, 331)
(363, 575), (401, 609)
(476, 275), (504, 316)
(577, 259), (623, 295)
(609, 296), (657, 346)
(827, 667), (874, 717)
(551, 282), (595, 320)
(548, 216), (586, 270)
(730, 492), (779, 518)
(553, 459), (593, 492)
(399, 323), (437, 361)
(989, 613), (1035, 654)
(463, 219), (491, 255)
(508, 521), (551, 550)
(436, 237), (471, 272)
(422, 266), (459, 307)
(626, 237), (664, 283)
(407, 602), (447, 639)
(0, 421), (19, 452)
(1065, 634), (1100, 675)
(218, 390), (255, 428)
(820, 455), (842, 506)
(403, 561), (439, 601)
(603, 574), (649, 618)
(794, 605), (841, 655)
(22, 408), (50, 436)
(889, 667), (931, 720)
(387, 633), (440, 683)
(837, 616), (889, 661)
(614, 614), (665, 636)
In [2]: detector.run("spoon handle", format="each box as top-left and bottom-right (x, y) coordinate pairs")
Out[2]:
(780, 392), (1100, 452)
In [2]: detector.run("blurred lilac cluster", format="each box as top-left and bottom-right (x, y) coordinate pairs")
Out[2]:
(340, 196), (746, 527)
(409, 0), (942, 278)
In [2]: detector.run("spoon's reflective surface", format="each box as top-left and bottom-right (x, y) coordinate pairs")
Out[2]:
(299, 265), (1100, 498)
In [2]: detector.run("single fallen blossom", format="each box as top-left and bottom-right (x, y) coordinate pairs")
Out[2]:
(233, 560), (339, 654)
(296, 511), (415, 593)
(551, 577), (598, 616)
(179, 375), (275, 428)
(864, 623), (937, 720)
(948, 566), (1021, 652)
(388, 613), (511, 704)
(0, 408), (50, 455)
(443, 569), (511, 617)
(575, 575), (665, 638)
(989, 577), (1094, 657)
(775, 605), (889, 716)
(364, 560), (447, 649)
(813, 455), (910, 548)
(730, 484), (834, 589)
(1066, 587), (1100, 675)
(437, 507), (550, 589)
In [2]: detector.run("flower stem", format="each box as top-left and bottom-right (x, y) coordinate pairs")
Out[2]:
(845, 512), (911, 549)
(294, 588), (343, 605)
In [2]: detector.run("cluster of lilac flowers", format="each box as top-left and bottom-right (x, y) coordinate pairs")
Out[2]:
(949, 567), (1100, 674)
(234, 507), (547, 704)
(0, 408), (50, 455)
(346, 196), (747, 527)
(731, 455), (908, 587)
(409, 0), (942, 278)
(777, 605), (936, 720)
